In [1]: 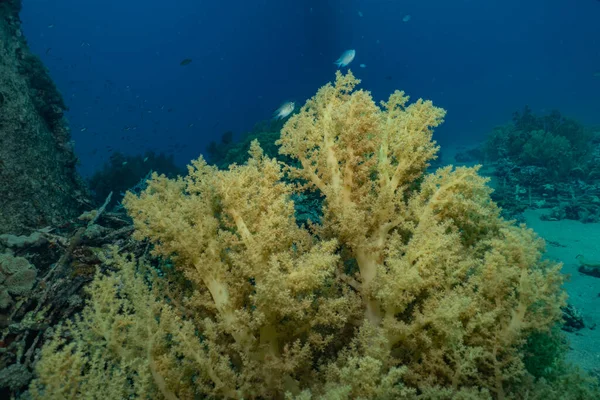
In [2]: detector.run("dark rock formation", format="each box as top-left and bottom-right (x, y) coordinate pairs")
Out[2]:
(0, 0), (89, 235)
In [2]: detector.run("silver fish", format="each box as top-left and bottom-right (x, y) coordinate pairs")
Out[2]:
(334, 49), (356, 68)
(274, 101), (295, 120)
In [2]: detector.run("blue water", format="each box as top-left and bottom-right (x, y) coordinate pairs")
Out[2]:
(21, 0), (600, 176)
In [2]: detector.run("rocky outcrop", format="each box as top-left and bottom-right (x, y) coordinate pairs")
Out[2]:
(0, 0), (88, 235)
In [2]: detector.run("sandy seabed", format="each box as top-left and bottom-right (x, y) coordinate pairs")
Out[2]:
(524, 209), (600, 373)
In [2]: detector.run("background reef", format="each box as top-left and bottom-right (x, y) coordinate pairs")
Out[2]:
(88, 150), (184, 206)
(454, 107), (600, 224)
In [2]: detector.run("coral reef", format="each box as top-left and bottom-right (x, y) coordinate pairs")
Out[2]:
(27, 72), (596, 399)
(206, 122), (323, 227)
(0, 198), (137, 397)
(206, 119), (289, 170)
(484, 106), (594, 181)
(460, 107), (600, 223)
(88, 151), (184, 206)
(0, 0), (90, 234)
(0, 253), (37, 309)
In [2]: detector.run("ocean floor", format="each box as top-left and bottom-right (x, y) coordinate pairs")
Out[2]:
(524, 209), (600, 373)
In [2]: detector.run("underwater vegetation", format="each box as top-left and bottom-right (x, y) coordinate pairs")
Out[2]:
(0, 189), (140, 397)
(27, 72), (600, 399)
(484, 106), (595, 181)
(456, 107), (600, 223)
(206, 118), (290, 170)
(88, 150), (184, 206)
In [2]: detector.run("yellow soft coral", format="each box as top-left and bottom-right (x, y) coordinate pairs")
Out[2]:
(30, 72), (568, 399)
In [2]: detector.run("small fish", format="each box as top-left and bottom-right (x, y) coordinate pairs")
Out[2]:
(122, 162), (128, 166)
(357, 11), (363, 17)
(143, 157), (149, 162)
(593, 71), (600, 78)
(273, 101), (295, 120)
(80, 127), (87, 132)
(180, 58), (193, 66)
(334, 49), (356, 68)
(359, 63), (366, 68)
(402, 14), (411, 22)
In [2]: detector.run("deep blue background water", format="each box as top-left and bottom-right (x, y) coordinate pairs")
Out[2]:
(21, 0), (600, 176)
